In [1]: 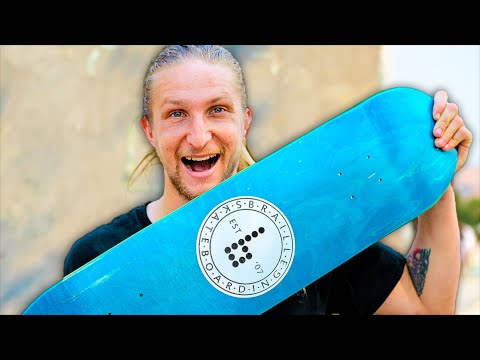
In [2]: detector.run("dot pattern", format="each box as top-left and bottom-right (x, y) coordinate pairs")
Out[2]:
(224, 227), (265, 267)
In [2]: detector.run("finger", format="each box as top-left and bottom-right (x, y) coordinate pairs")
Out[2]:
(435, 115), (464, 149)
(433, 90), (448, 121)
(456, 143), (471, 172)
(433, 102), (459, 138)
(441, 126), (472, 152)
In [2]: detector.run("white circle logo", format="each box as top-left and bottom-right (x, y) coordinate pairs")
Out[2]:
(196, 196), (295, 298)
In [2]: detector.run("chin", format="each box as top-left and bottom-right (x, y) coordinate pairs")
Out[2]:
(195, 182), (222, 197)
(181, 179), (221, 200)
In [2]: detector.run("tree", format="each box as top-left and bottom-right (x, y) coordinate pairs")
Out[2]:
(455, 190), (480, 239)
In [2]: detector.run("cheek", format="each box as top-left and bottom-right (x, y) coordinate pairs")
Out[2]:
(153, 129), (179, 161)
(219, 123), (245, 148)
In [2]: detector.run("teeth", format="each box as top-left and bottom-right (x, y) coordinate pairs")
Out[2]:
(185, 154), (217, 161)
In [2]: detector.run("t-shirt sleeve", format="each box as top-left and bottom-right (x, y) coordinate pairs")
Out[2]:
(63, 226), (117, 277)
(326, 241), (406, 315)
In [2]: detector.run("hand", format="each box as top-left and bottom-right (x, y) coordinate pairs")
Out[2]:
(432, 90), (473, 173)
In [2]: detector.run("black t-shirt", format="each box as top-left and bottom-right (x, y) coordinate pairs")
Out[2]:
(64, 203), (406, 315)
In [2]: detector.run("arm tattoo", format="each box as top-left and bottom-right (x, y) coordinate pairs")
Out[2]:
(406, 248), (431, 296)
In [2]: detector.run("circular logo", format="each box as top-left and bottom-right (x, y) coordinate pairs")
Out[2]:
(196, 196), (295, 298)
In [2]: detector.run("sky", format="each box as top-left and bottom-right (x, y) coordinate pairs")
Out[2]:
(381, 45), (479, 169)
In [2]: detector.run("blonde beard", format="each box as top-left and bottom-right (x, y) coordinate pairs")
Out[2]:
(168, 149), (241, 201)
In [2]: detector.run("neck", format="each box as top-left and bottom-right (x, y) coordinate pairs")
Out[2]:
(146, 184), (190, 223)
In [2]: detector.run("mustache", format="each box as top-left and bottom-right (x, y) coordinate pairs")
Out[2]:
(177, 146), (225, 158)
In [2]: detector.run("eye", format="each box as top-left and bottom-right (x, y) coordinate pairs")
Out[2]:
(211, 107), (225, 114)
(170, 111), (184, 118)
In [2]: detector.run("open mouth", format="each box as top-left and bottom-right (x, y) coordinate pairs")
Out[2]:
(181, 154), (219, 172)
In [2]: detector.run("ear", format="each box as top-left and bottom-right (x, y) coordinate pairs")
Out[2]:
(244, 107), (253, 137)
(141, 116), (155, 147)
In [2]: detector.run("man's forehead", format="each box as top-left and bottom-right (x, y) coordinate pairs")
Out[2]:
(159, 94), (235, 107)
(149, 62), (240, 107)
(152, 60), (235, 86)
(154, 89), (237, 106)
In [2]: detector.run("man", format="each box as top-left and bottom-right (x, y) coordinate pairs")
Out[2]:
(64, 45), (473, 314)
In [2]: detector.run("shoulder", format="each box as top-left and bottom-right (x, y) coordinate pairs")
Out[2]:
(63, 203), (151, 276)
(86, 202), (151, 243)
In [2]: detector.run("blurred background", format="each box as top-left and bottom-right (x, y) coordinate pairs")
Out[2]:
(1, 45), (478, 315)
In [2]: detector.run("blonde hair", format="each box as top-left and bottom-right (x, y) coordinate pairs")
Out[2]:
(128, 45), (255, 189)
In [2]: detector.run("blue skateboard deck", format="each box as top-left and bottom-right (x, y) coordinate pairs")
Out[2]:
(23, 87), (457, 315)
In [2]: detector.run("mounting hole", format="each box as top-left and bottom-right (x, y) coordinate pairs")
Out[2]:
(351, 195), (355, 200)
(338, 172), (342, 176)
(366, 155), (371, 159)
(139, 293), (143, 297)
(379, 179), (383, 182)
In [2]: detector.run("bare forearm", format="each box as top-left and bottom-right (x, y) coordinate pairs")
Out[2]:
(408, 185), (460, 314)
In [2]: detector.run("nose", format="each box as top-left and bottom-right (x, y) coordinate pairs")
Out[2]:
(186, 115), (212, 149)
